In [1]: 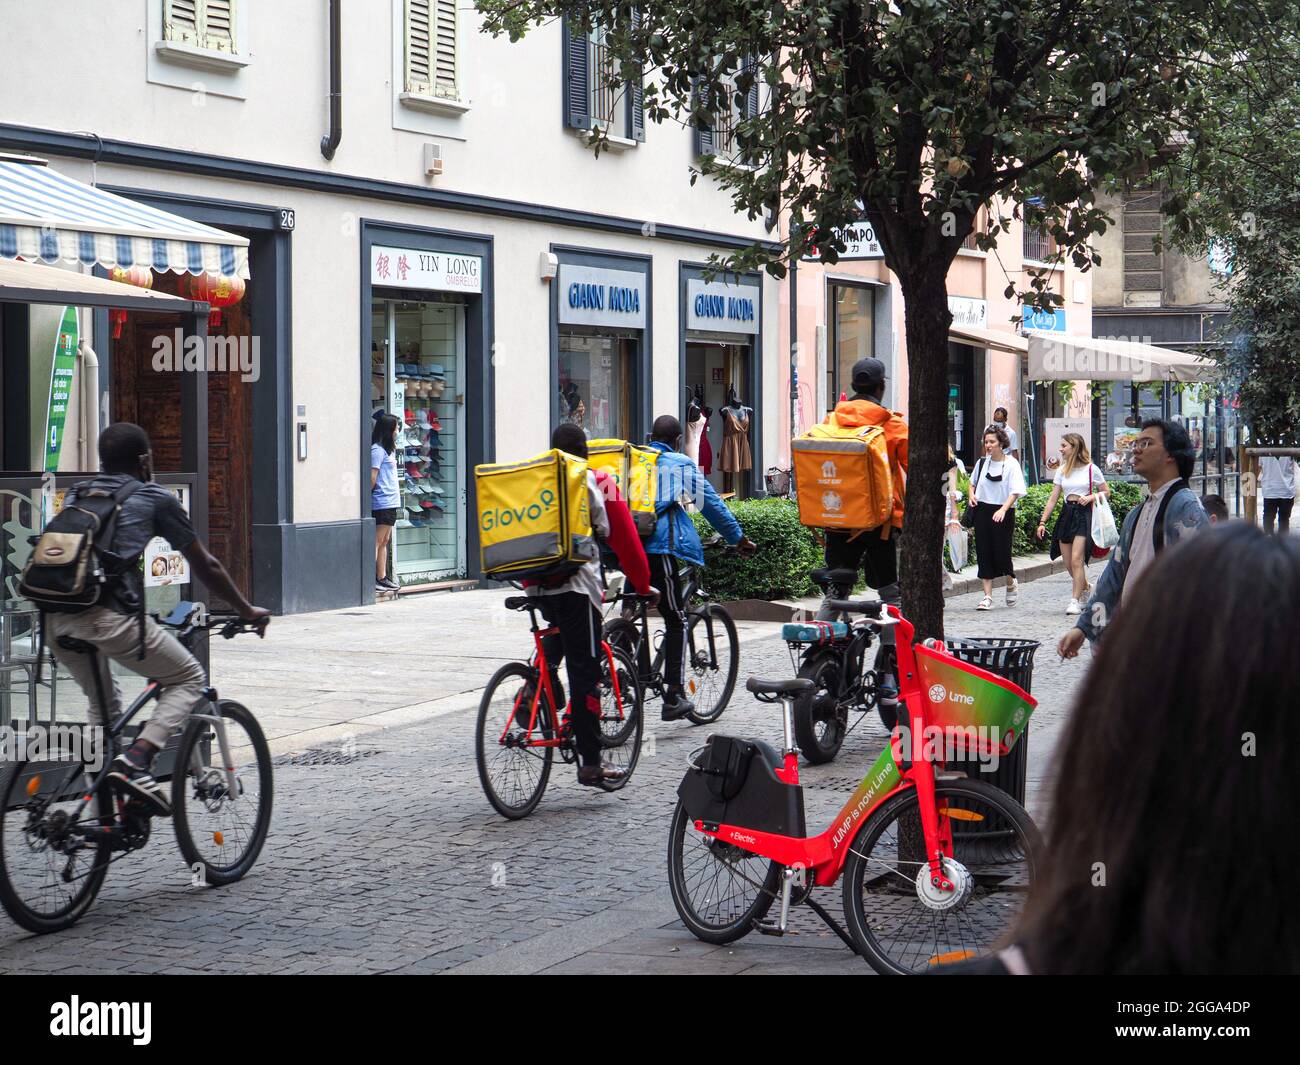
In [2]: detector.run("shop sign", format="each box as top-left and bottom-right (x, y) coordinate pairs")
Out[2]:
(1043, 418), (1091, 475)
(557, 265), (646, 329)
(948, 296), (987, 329)
(1022, 305), (1067, 332)
(686, 279), (760, 334)
(43, 307), (79, 472)
(371, 246), (482, 294)
(801, 220), (884, 261)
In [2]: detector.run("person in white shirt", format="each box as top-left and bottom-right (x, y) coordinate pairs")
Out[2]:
(1260, 456), (1296, 535)
(968, 425), (1027, 609)
(992, 406), (1020, 461)
(1036, 433), (1111, 615)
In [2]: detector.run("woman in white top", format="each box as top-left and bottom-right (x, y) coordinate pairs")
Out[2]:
(968, 425), (1027, 609)
(1036, 433), (1110, 615)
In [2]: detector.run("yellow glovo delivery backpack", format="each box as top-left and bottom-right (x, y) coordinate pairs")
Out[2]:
(585, 438), (659, 538)
(791, 416), (893, 533)
(475, 448), (599, 579)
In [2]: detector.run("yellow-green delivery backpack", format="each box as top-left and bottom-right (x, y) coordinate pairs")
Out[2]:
(475, 449), (598, 579)
(586, 438), (659, 538)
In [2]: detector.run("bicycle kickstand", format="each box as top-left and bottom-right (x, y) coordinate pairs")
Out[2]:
(753, 866), (798, 936)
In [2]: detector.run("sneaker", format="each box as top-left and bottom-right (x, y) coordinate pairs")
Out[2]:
(577, 760), (627, 787)
(1066, 598), (1081, 615)
(378, 576), (399, 590)
(661, 689), (695, 721)
(976, 595), (993, 611)
(1005, 579), (1019, 606)
(107, 755), (171, 817)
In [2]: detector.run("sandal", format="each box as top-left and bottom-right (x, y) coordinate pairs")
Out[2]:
(976, 595), (993, 611)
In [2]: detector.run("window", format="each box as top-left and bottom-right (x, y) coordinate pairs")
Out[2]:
(563, 15), (644, 143)
(695, 57), (760, 162)
(1023, 223), (1055, 262)
(828, 284), (875, 404)
(163, 0), (236, 53)
(557, 334), (635, 440)
(405, 0), (459, 101)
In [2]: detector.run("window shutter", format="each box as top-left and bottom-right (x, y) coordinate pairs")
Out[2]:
(405, 0), (434, 95)
(693, 77), (714, 156)
(201, 0), (236, 53)
(628, 8), (645, 141)
(163, 0), (200, 44)
(562, 17), (591, 129)
(434, 0), (458, 98)
(743, 55), (759, 120)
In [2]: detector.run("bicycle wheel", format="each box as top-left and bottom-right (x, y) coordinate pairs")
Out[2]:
(173, 699), (274, 887)
(595, 647), (642, 790)
(684, 604), (739, 725)
(841, 777), (1042, 974)
(793, 652), (848, 764)
(475, 662), (554, 819)
(667, 798), (780, 943)
(0, 744), (112, 934)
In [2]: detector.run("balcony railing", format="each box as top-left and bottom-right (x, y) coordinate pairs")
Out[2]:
(1023, 225), (1055, 262)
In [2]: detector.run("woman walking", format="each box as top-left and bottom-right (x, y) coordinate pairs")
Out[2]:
(371, 411), (401, 591)
(1036, 432), (1109, 614)
(943, 441), (967, 588)
(968, 425), (1026, 610)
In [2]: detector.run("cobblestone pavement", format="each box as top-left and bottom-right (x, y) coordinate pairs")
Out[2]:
(0, 572), (1091, 974)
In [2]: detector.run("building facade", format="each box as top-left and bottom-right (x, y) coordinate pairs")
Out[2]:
(0, 0), (779, 612)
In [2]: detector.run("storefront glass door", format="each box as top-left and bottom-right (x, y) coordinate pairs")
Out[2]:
(686, 341), (753, 496)
(556, 332), (634, 440)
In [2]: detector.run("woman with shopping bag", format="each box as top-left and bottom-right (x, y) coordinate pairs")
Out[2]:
(943, 441), (968, 587)
(1035, 433), (1111, 616)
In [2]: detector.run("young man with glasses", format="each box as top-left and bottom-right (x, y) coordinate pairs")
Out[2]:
(1058, 418), (1208, 658)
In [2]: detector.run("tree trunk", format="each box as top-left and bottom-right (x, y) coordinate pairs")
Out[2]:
(897, 269), (953, 643)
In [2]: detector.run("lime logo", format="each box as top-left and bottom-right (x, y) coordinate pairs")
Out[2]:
(928, 683), (947, 703)
(1012, 707), (1025, 726)
(481, 488), (555, 531)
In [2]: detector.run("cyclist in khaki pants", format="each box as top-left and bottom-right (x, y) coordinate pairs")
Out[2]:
(47, 422), (269, 816)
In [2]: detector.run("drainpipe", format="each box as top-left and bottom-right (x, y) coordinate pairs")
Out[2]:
(78, 339), (99, 471)
(320, 0), (342, 159)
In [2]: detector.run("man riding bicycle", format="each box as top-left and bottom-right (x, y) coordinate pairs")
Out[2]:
(643, 414), (757, 720)
(46, 423), (269, 816)
(523, 424), (658, 786)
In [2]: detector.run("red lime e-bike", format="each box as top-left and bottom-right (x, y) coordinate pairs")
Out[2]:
(667, 598), (1042, 974)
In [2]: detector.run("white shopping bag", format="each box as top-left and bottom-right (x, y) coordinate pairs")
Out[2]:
(1091, 494), (1120, 550)
(945, 525), (969, 572)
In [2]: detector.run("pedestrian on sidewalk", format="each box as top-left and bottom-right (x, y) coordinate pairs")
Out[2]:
(1260, 455), (1295, 535)
(1058, 418), (1207, 658)
(956, 523), (1300, 974)
(371, 410), (401, 591)
(1035, 432), (1108, 615)
(942, 440), (967, 589)
(969, 425), (1025, 610)
(991, 406), (1020, 461)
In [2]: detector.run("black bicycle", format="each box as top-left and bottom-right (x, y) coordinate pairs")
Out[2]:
(786, 567), (899, 764)
(602, 540), (739, 726)
(0, 601), (272, 934)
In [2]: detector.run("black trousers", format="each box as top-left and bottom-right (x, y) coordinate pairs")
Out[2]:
(648, 553), (689, 692)
(537, 593), (603, 765)
(823, 527), (899, 593)
(1264, 497), (1293, 536)
(973, 502), (1017, 580)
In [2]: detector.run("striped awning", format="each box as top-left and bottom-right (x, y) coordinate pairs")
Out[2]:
(0, 159), (249, 279)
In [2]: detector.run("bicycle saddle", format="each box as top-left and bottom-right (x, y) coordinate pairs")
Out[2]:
(503, 596), (536, 611)
(810, 567), (858, 588)
(746, 676), (815, 697)
(823, 599), (884, 618)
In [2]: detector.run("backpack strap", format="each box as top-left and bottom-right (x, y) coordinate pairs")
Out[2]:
(1152, 479), (1191, 552)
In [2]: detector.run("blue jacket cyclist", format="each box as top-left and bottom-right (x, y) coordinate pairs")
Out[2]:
(643, 414), (757, 720)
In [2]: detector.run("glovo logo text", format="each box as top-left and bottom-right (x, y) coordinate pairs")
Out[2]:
(482, 488), (555, 532)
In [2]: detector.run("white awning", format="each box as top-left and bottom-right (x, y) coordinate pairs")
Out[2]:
(948, 323), (1028, 355)
(0, 159), (249, 278)
(1027, 330), (1218, 383)
(0, 256), (198, 312)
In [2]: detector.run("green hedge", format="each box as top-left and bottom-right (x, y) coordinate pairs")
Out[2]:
(690, 481), (1148, 601)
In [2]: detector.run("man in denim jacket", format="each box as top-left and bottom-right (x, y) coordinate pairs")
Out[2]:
(643, 414), (757, 719)
(1059, 419), (1208, 657)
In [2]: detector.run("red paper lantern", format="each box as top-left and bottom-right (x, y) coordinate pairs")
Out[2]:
(105, 265), (154, 338)
(180, 271), (246, 329)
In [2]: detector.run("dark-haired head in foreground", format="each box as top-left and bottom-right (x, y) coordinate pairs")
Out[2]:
(98, 422), (152, 477)
(651, 415), (682, 446)
(1201, 493), (1229, 523)
(551, 422), (589, 459)
(1012, 521), (1300, 973)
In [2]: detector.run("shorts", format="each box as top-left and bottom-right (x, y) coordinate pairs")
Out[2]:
(373, 508), (398, 526)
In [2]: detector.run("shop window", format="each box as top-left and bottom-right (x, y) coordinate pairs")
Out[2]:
(163, 0), (237, 53)
(404, 0), (460, 102)
(557, 334), (634, 440)
(563, 13), (645, 143)
(828, 283), (875, 404)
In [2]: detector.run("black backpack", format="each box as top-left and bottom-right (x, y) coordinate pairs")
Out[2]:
(19, 480), (143, 611)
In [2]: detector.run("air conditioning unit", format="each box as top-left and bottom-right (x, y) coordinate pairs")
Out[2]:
(423, 142), (444, 177)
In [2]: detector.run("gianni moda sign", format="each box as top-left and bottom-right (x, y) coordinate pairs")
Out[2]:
(558, 265), (646, 329)
(371, 245), (482, 293)
(686, 279), (760, 334)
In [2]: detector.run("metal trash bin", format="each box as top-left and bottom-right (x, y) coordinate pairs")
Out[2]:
(943, 637), (1039, 805)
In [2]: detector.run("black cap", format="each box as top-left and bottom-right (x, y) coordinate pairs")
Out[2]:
(851, 357), (886, 394)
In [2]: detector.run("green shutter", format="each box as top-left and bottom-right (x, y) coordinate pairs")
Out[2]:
(405, 0), (434, 94)
(163, 0), (200, 44)
(434, 0), (457, 98)
(201, 0), (236, 53)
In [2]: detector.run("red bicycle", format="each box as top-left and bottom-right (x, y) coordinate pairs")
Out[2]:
(475, 594), (645, 819)
(668, 598), (1042, 974)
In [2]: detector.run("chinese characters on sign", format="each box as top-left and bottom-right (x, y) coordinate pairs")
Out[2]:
(370, 246), (483, 293)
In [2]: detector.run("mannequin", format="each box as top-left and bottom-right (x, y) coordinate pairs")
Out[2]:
(684, 386), (705, 465)
(719, 381), (753, 494)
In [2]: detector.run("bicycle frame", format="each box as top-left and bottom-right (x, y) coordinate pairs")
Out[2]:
(618, 568), (721, 689)
(693, 607), (1034, 893)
